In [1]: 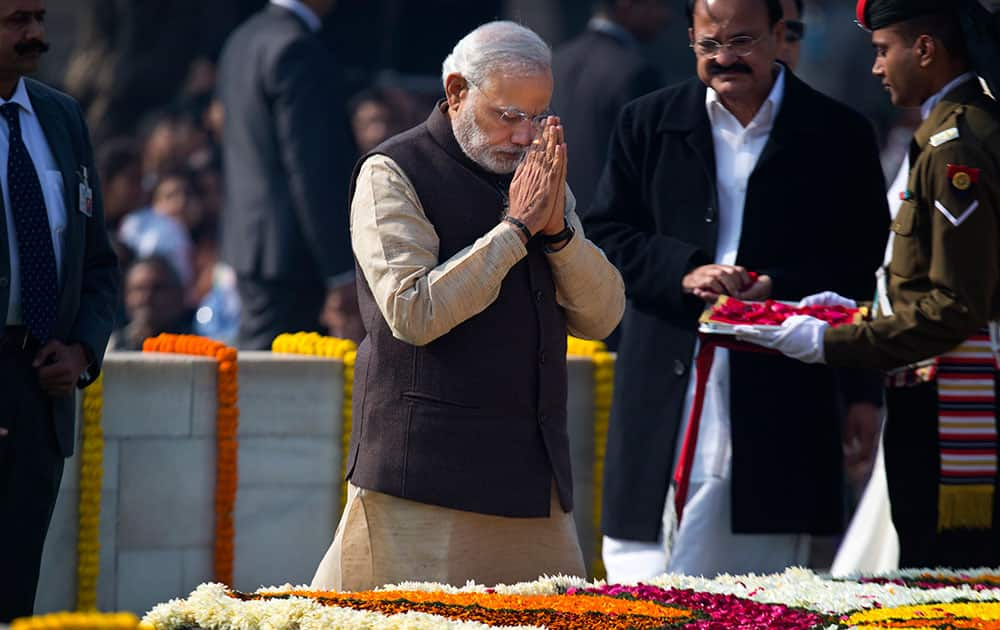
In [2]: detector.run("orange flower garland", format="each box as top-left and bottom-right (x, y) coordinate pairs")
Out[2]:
(238, 589), (695, 629)
(143, 334), (238, 585)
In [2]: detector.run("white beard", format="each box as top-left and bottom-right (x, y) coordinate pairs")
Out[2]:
(452, 101), (526, 175)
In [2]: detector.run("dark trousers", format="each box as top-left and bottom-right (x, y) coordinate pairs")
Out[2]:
(236, 275), (326, 350)
(0, 350), (65, 622)
(884, 379), (1000, 569)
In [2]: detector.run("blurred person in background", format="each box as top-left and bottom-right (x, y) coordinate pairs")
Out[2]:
(552, 0), (668, 219)
(96, 137), (145, 232)
(218, 0), (359, 349)
(63, 1), (252, 143)
(348, 85), (421, 154)
(108, 256), (194, 351)
(118, 168), (196, 291)
(777, 0), (804, 69)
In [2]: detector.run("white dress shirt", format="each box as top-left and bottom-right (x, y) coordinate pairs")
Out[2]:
(270, 0), (322, 32)
(3, 78), (68, 325)
(676, 65), (787, 483)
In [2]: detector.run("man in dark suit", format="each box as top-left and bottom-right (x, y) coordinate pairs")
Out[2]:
(218, 0), (357, 349)
(552, 0), (668, 222)
(0, 0), (120, 620)
(582, 0), (888, 580)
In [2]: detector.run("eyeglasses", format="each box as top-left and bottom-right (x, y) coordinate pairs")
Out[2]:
(690, 35), (764, 59)
(465, 77), (553, 134)
(784, 20), (806, 43)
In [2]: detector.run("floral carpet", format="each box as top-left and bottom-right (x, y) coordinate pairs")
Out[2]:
(142, 567), (1000, 629)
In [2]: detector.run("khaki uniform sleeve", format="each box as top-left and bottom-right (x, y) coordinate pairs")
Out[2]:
(824, 141), (1000, 368)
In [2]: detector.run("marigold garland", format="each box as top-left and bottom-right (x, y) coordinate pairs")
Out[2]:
(845, 601), (1000, 628)
(566, 336), (614, 579)
(143, 334), (238, 585)
(76, 373), (104, 610)
(12, 612), (146, 630)
(241, 588), (695, 629)
(271, 332), (357, 510)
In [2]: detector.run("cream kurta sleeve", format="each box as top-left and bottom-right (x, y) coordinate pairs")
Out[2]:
(351, 154), (526, 346)
(545, 188), (625, 340)
(351, 155), (625, 346)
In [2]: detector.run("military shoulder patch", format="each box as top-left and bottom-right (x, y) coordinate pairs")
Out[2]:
(930, 127), (960, 147)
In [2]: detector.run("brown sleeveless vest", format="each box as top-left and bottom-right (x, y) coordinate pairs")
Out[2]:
(346, 103), (572, 517)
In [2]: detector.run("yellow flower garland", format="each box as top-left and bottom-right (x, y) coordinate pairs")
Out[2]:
(566, 336), (614, 579)
(846, 601), (1000, 628)
(12, 611), (145, 630)
(76, 373), (104, 611)
(272, 333), (357, 510)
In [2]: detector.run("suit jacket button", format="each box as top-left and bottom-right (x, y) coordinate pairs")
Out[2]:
(673, 359), (686, 376)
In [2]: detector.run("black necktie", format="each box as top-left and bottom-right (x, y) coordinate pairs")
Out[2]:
(2, 102), (57, 343)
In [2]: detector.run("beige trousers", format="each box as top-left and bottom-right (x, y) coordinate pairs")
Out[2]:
(311, 483), (586, 591)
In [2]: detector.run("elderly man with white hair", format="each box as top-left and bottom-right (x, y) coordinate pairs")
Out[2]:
(310, 21), (625, 591)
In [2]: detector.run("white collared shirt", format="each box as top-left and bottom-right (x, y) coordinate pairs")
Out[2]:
(921, 72), (976, 121)
(674, 65), (787, 482)
(3, 78), (67, 325)
(270, 0), (322, 32)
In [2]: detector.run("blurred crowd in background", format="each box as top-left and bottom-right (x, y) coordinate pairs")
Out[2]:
(37, 0), (919, 352)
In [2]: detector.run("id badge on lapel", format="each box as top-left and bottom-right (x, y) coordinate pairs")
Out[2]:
(78, 165), (93, 217)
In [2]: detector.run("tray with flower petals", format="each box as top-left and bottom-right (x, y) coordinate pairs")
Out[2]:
(698, 296), (868, 335)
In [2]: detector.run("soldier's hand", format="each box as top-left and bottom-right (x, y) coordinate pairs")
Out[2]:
(682, 264), (753, 302)
(507, 122), (559, 238)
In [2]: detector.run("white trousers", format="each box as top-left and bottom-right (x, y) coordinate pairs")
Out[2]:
(603, 477), (811, 581)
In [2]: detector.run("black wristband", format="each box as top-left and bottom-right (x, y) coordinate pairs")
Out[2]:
(503, 215), (532, 241)
(541, 220), (575, 245)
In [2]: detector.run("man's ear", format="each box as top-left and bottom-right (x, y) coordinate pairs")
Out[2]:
(444, 73), (468, 110)
(916, 34), (936, 67)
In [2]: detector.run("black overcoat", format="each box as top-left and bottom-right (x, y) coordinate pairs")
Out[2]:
(582, 72), (889, 541)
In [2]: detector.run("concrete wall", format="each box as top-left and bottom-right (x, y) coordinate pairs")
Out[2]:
(36, 352), (603, 615)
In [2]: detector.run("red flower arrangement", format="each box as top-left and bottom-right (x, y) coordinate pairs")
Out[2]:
(706, 297), (863, 328)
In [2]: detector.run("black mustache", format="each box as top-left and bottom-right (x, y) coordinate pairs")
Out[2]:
(15, 40), (50, 55)
(709, 62), (751, 75)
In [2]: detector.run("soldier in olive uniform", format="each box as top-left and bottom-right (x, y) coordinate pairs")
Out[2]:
(739, 0), (1000, 568)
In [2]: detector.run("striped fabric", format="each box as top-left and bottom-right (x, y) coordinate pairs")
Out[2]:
(937, 330), (998, 531)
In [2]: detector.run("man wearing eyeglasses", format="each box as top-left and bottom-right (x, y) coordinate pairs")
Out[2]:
(583, 0), (887, 580)
(310, 21), (625, 591)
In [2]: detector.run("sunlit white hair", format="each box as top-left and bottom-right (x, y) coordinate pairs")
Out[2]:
(441, 21), (551, 89)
